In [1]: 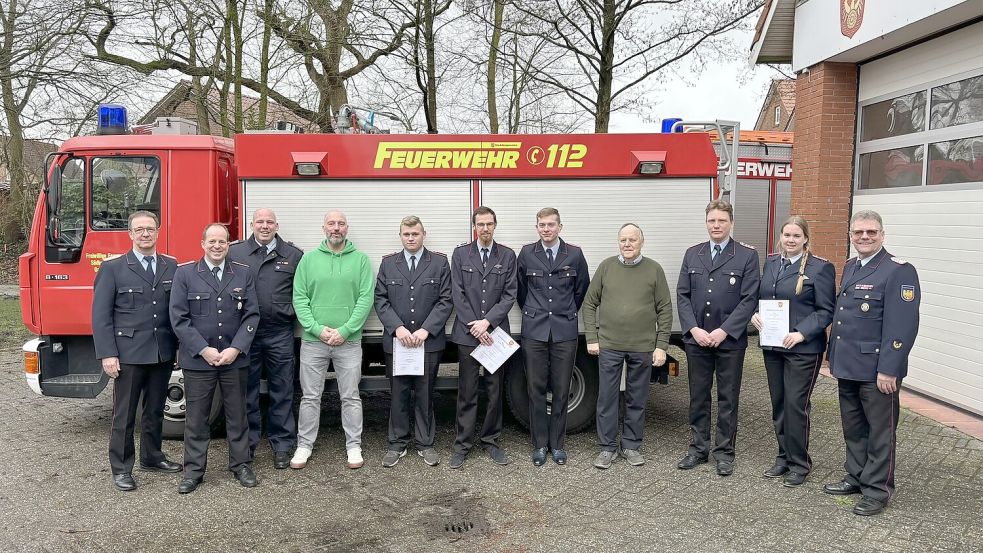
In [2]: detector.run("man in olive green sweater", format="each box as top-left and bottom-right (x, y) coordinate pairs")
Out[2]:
(583, 223), (673, 469)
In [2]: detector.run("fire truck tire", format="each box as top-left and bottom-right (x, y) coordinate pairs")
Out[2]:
(504, 343), (599, 434)
(149, 369), (225, 440)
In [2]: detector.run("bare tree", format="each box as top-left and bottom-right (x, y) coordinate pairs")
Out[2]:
(0, 0), (134, 241)
(514, 0), (763, 132)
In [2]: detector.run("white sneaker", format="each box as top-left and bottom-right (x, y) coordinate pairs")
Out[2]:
(347, 448), (364, 470)
(290, 447), (312, 469)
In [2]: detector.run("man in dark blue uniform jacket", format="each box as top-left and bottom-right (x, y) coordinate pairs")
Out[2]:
(449, 206), (517, 469)
(375, 216), (453, 468)
(516, 208), (589, 466)
(822, 210), (920, 517)
(676, 200), (760, 476)
(170, 223), (260, 494)
(93, 210), (182, 491)
(228, 208), (303, 469)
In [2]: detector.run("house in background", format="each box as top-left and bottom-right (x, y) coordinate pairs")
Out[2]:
(136, 80), (313, 135)
(0, 138), (59, 196)
(754, 78), (796, 131)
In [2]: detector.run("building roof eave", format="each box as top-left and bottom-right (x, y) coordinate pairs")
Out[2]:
(749, 0), (795, 66)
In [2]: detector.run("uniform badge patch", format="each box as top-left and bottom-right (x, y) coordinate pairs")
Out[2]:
(855, 284), (873, 290)
(860, 303), (870, 312)
(893, 340), (903, 350)
(901, 285), (915, 302)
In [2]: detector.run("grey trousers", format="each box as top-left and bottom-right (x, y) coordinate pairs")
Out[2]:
(297, 340), (363, 451)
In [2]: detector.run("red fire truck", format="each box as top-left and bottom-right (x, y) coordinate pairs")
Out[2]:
(20, 112), (739, 437)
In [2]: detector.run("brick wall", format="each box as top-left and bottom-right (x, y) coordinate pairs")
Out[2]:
(791, 62), (858, 276)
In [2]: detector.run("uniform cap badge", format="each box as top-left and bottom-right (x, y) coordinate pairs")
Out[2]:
(901, 285), (915, 302)
(860, 302), (870, 312)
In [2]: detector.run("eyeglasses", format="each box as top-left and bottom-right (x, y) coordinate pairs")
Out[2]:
(474, 223), (496, 229)
(850, 229), (881, 237)
(130, 227), (158, 235)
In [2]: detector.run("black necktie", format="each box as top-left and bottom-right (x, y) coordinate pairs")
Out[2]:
(546, 248), (554, 267)
(779, 258), (791, 276)
(481, 248), (489, 268)
(409, 255), (417, 273)
(144, 256), (155, 280)
(212, 265), (221, 285)
(712, 244), (722, 265)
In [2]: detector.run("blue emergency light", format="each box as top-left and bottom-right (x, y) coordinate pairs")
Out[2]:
(661, 118), (683, 133)
(96, 104), (128, 135)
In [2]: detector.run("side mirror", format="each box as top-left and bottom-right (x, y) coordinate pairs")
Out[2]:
(43, 152), (67, 216)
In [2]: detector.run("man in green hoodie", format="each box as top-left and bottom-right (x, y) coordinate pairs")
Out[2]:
(290, 211), (375, 470)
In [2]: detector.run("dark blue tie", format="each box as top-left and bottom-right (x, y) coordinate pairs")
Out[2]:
(144, 256), (155, 280)
(546, 248), (554, 268)
(212, 265), (221, 285)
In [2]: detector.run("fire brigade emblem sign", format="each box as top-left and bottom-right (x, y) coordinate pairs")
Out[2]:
(901, 285), (915, 302)
(841, 0), (865, 38)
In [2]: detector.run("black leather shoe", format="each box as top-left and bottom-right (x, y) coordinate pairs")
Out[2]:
(822, 480), (861, 496)
(113, 473), (137, 491)
(486, 446), (510, 465)
(140, 458), (182, 473)
(273, 451), (290, 470)
(763, 464), (789, 479)
(531, 447), (548, 466)
(677, 454), (709, 470)
(716, 461), (733, 476)
(551, 449), (567, 465)
(783, 472), (806, 487)
(178, 477), (202, 494)
(233, 465), (258, 488)
(853, 496), (887, 516)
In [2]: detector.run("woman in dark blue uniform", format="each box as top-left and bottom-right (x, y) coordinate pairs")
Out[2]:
(751, 216), (835, 487)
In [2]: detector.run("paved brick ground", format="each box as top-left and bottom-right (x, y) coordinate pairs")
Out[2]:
(1, 339), (980, 552)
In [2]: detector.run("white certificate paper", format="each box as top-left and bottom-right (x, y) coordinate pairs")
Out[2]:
(759, 300), (791, 348)
(469, 327), (520, 374)
(393, 340), (425, 376)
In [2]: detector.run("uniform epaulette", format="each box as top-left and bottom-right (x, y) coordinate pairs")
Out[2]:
(739, 241), (756, 250)
(768, 252), (780, 257)
(230, 260), (250, 267)
(178, 260), (196, 266)
(811, 254), (829, 263)
(565, 242), (582, 248)
(105, 253), (123, 261)
(430, 250), (447, 257)
(230, 239), (244, 245)
(523, 240), (539, 248)
(382, 251), (400, 259)
(160, 253), (177, 261)
(497, 243), (514, 251)
(283, 240), (303, 252)
(890, 257), (908, 265)
(455, 242), (471, 249)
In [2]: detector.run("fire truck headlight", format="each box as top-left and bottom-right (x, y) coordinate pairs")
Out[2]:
(295, 162), (322, 176)
(639, 161), (664, 175)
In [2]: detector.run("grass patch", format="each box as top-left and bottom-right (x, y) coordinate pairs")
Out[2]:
(0, 297), (31, 350)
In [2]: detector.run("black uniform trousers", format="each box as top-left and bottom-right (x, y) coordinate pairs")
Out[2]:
(453, 344), (505, 454)
(183, 367), (251, 479)
(684, 344), (746, 463)
(597, 349), (652, 452)
(763, 351), (823, 475)
(109, 361), (172, 475)
(838, 378), (901, 503)
(246, 325), (296, 454)
(524, 338), (578, 450)
(384, 351), (441, 451)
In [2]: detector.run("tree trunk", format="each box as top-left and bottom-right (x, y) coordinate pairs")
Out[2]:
(594, 0), (616, 133)
(257, 0), (274, 129)
(487, 0), (505, 133)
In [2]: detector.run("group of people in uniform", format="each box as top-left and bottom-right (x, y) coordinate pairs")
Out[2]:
(92, 200), (920, 516)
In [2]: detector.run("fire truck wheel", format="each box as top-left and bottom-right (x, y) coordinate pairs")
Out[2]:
(504, 342), (599, 434)
(146, 368), (226, 440)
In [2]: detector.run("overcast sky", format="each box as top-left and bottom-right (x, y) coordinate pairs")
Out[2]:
(608, 27), (788, 134)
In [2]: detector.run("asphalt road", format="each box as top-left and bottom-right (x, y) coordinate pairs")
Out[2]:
(1, 341), (981, 552)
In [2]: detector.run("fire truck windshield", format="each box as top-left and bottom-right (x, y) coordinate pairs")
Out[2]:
(90, 156), (161, 230)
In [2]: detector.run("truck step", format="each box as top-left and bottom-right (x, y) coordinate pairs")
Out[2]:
(41, 373), (108, 399)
